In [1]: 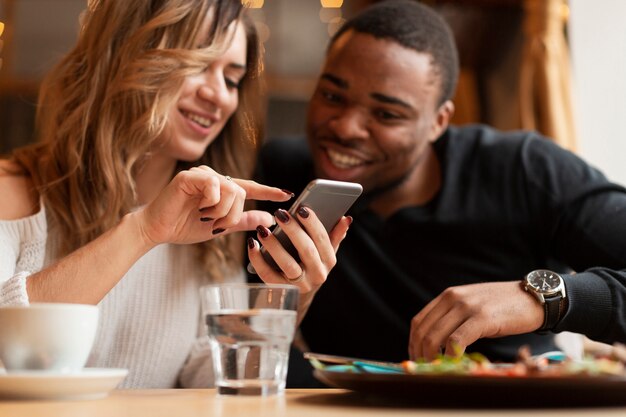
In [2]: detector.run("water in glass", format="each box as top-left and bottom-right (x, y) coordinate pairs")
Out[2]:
(206, 308), (297, 395)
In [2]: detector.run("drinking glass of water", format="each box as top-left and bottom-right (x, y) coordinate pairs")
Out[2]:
(200, 283), (299, 396)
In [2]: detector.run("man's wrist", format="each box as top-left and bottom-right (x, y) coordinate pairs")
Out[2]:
(522, 269), (567, 332)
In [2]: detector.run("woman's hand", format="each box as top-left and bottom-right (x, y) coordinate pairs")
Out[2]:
(133, 165), (293, 246)
(247, 206), (352, 323)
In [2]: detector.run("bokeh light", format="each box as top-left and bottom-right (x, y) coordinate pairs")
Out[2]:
(321, 0), (343, 8)
(0, 22), (4, 71)
(242, 0), (264, 8)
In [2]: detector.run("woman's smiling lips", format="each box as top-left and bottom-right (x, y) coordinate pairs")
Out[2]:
(179, 109), (217, 135)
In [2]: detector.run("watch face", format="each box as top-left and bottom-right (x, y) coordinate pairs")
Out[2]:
(527, 270), (561, 293)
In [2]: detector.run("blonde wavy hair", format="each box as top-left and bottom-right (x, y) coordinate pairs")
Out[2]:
(12, 0), (264, 277)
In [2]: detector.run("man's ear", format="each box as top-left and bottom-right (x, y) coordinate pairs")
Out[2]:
(428, 100), (455, 143)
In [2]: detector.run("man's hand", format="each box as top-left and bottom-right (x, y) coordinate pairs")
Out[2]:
(408, 281), (545, 360)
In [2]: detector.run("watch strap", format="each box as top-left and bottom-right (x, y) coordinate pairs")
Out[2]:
(539, 294), (563, 332)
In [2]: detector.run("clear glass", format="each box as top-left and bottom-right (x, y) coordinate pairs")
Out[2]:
(200, 283), (299, 396)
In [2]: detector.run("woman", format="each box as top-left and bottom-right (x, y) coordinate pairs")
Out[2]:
(0, 0), (350, 388)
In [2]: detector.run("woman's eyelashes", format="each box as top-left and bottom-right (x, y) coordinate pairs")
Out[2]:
(225, 77), (242, 90)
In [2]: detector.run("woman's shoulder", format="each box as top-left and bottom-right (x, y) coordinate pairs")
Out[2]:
(0, 159), (40, 220)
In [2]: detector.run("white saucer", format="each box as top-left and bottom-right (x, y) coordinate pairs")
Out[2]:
(0, 368), (128, 400)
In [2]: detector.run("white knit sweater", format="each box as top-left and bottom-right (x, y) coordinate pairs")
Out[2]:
(0, 205), (244, 388)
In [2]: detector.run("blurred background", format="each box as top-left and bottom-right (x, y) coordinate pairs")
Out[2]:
(1, 0), (625, 185)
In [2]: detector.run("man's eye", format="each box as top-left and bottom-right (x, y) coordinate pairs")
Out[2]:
(376, 110), (401, 120)
(322, 91), (343, 103)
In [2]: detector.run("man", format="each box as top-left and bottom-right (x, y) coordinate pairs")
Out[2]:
(252, 0), (626, 377)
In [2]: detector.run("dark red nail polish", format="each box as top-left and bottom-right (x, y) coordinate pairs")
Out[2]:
(275, 209), (290, 223)
(256, 225), (270, 238)
(297, 206), (310, 218)
(200, 217), (213, 222)
(247, 237), (256, 249)
(212, 228), (225, 235)
(282, 189), (295, 198)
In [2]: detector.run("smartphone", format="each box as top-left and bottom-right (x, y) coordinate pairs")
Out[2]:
(248, 179), (363, 273)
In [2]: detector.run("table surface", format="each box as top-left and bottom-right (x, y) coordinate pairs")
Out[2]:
(1, 389), (626, 417)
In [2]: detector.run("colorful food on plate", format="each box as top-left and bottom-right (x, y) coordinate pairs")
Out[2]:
(401, 344), (626, 377)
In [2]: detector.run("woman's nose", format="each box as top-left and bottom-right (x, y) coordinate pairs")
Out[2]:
(197, 74), (229, 109)
(328, 108), (369, 140)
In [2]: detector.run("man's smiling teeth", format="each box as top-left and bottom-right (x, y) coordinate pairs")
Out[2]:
(182, 111), (212, 128)
(327, 148), (366, 168)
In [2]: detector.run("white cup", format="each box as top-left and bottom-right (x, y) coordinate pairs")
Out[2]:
(0, 303), (99, 373)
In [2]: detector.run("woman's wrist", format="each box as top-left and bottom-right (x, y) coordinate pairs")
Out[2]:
(122, 211), (159, 254)
(296, 292), (316, 326)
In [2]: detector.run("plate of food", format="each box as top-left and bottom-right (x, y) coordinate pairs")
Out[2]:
(307, 346), (626, 407)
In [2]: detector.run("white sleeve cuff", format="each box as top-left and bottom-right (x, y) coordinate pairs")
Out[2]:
(0, 271), (30, 307)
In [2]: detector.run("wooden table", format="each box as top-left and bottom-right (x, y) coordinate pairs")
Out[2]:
(1, 389), (626, 417)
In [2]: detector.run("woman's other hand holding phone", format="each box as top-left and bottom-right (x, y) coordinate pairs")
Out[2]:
(248, 207), (352, 324)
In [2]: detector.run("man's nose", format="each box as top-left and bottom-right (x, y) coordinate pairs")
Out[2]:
(328, 108), (369, 140)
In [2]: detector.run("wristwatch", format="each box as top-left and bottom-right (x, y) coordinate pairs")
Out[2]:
(522, 269), (567, 332)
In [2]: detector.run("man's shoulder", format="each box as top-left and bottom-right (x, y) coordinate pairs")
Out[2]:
(447, 125), (612, 190)
(445, 124), (569, 164)
(454, 125), (591, 172)
(440, 125), (525, 170)
(447, 124), (533, 148)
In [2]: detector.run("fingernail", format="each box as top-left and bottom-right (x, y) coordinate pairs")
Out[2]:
(200, 217), (213, 222)
(199, 207), (210, 212)
(247, 237), (257, 249)
(275, 209), (290, 223)
(346, 216), (353, 226)
(297, 206), (309, 218)
(282, 189), (295, 198)
(256, 225), (270, 238)
(212, 228), (225, 235)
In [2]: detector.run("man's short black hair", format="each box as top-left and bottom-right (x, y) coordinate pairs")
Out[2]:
(330, 0), (459, 105)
